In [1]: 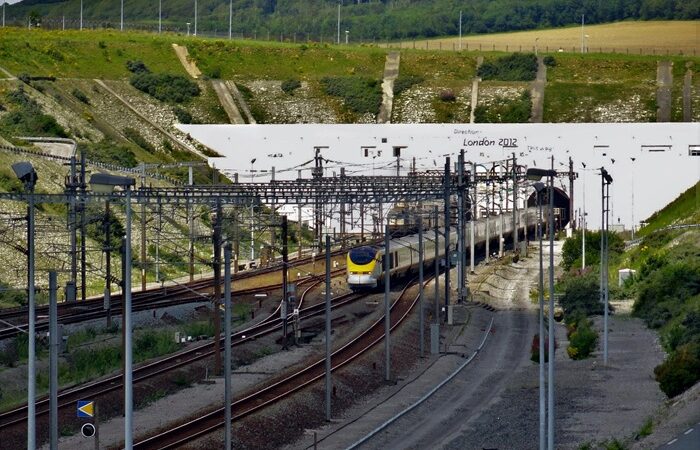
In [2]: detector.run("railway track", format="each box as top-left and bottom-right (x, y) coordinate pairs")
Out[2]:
(0, 268), (350, 432)
(0, 248), (350, 340)
(133, 277), (425, 449)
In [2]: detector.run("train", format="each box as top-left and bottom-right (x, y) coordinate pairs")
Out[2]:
(347, 206), (545, 290)
(347, 227), (455, 290)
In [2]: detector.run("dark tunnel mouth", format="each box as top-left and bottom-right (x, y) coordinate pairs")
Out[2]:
(526, 186), (571, 228)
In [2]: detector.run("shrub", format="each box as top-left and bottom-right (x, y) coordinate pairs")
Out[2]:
(474, 90), (532, 123)
(71, 88), (90, 105)
(633, 261), (700, 329)
(559, 271), (603, 317)
(123, 127), (156, 153)
(173, 106), (193, 124)
(130, 72), (201, 103)
(281, 79), (301, 95)
(562, 230), (624, 271)
(393, 75), (423, 96)
(530, 333), (552, 363)
(654, 342), (700, 397)
(17, 73), (31, 84)
(567, 318), (598, 360)
(543, 55), (556, 67)
(438, 89), (456, 102)
(477, 53), (538, 81)
(98, 41), (107, 49)
(321, 76), (382, 115)
(126, 60), (149, 74)
(1, 87), (68, 137)
(78, 140), (138, 168)
(206, 66), (222, 79)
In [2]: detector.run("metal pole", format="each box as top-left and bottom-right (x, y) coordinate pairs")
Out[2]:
(223, 243), (232, 450)
(337, 3), (340, 45)
(458, 10), (462, 50)
(547, 174), (555, 450)
(124, 188), (133, 450)
(471, 162), (476, 273)
(384, 223), (391, 381)
(443, 158), (451, 320)
(49, 271), (58, 450)
(213, 200), (222, 373)
(80, 0), (83, 30)
(120, 0), (123, 31)
(194, 0), (198, 36)
(27, 185), (36, 450)
(582, 168), (586, 269)
(282, 216), (289, 349)
(434, 205), (440, 324)
(228, 0), (232, 39)
(418, 217), (424, 357)
(80, 153), (87, 301)
(538, 193), (545, 450)
(513, 153), (518, 253)
(485, 197), (490, 261)
(105, 200), (112, 327)
(325, 235), (332, 421)
(457, 151), (464, 303)
(159, 0), (162, 34)
(604, 181), (610, 365)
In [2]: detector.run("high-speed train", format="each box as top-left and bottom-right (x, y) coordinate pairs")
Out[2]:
(346, 228), (456, 290)
(346, 206), (547, 290)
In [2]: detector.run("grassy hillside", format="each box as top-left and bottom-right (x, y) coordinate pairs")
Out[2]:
(637, 181), (700, 237)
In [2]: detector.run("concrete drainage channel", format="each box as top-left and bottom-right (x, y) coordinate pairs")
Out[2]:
(347, 316), (495, 449)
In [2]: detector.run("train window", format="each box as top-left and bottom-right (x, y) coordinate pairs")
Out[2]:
(350, 247), (377, 265)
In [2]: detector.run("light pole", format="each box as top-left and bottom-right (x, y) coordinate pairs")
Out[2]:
(13, 162), (37, 450)
(159, 0), (162, 34)
(89, 174), (136, 450)
(458, 10), (462, 50)
(527, 168), (557, 450)
(250, 158), (256, 262)
(2, 1), (5, 28)
(186, 22), (191, 36)
(532, 181), (546, 450)
(337, 3), (340, 45)
(228, 0), (232, 39)
(120, 0), (123, 31)
(600, 168), (613, 365)
(581, 162), (587, 270)
(194, 0), (198, 36)
(80, 0), (83, 30)
(345, 30), (349, 45)
(630, 157), (636, 239)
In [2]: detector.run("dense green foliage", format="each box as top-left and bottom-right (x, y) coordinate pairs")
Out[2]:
(281, 79), (301, 95)
(130, 72), (201, 103)
(474, 90), (532, 123)
(0, 86), (68, 138)
(558, 271), (604, 317)
(633, 259), (700, 329)
(478, 53), (538, 81)
(78, 139), (138, 168)
(71, 88), (90, 104)
(172, 106), (194, 124)
(567, 316), (599, 360)
(393, 75), (423, 96)
(321, 76), (382, 115)
(562, 230), (624, 271)
(6, 0), (697, 41)
(638, 181), (700, 236)
(654, 342), (700, 398)
(123, 127), (156, 153)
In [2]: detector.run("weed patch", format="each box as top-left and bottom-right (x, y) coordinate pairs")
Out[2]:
(321, 76), (382, 115)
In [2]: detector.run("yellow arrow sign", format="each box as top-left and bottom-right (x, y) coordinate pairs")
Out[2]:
(77, 400), (94, 418)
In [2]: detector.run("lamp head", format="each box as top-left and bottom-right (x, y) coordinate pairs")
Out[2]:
(526, 167), (556, 181)
(89, 173), (135, 193)
(11, 162), (38, 190)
